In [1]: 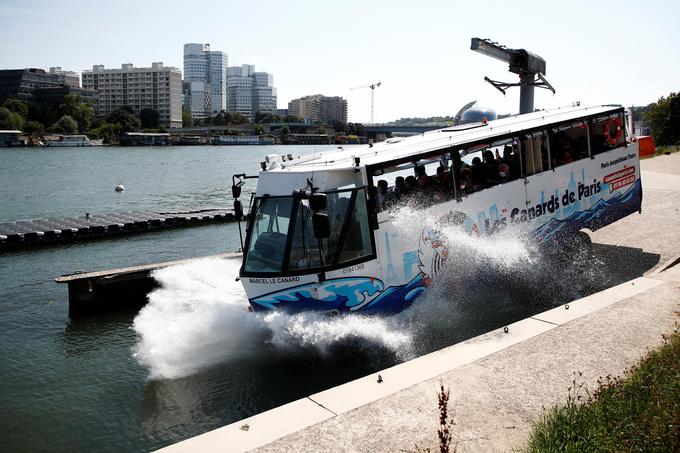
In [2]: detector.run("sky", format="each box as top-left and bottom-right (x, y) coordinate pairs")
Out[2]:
(1, 0), (679, 123)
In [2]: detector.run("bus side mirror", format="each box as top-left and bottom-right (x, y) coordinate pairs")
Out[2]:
(232, 184), (242, 199)
(310, 193), (327, 211)
(312, 213), (330, 239)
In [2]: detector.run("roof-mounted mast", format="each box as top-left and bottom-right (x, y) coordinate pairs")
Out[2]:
(471, 37), (555, 114)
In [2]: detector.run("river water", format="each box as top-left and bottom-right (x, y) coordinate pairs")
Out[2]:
(0, 145), (650, 452)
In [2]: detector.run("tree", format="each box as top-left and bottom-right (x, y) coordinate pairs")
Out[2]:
(182, 107), (194, 128)
(105, 108), (140, 132)
(331, 120), (346, 133)
(254, 111), (281, 124)
(284, 115), (304, 123)
(57, 94), (93, 133)
(27, 102), (58, 129)
(23, 120), (45, 136)
(140, 108), (160, 129)
(228, 112), (250, 125)
(0, 107), (25, 130)
(346, 122), (365, 136)
(644, 92), (680, 146)
(254, 124), (265, 135)
(54, 115), (78, 134)
(90, 123), (121, 144)
(2, 97), (28, 117)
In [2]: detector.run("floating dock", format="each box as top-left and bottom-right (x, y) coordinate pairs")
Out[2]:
(55, 252), (242, 316)
(0, 209), (237, 249)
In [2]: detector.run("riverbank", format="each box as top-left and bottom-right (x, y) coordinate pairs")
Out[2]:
(523, 315), (679, 452)
(158, 153), (680, 452)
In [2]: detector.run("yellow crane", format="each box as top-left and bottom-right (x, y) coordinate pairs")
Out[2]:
(350, 81), (381, 125)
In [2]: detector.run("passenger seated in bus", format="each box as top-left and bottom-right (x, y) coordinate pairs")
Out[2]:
(392, 176), (406, 197)
(501, 145), (521, 180)
(436, 166), (451, 186)
(557, 149), (574, 166)
(414, 165), (426, 178)
(417, 174), (431, 192)
(431, 167), (452, 202)
(377, 179), (396, 209)
(458, 167), (474, 195)
(497, 163), (510, 183)
(483, 149), (498, 175)
(471, 156), (489, 187)
(404, 175), (418, 194)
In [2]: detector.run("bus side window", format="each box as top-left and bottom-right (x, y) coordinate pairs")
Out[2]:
(590, 112), (625, 155)
(550, 122), (588, 168)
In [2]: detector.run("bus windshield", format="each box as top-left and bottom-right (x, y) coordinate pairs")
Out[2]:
(242, 187), (374, 274)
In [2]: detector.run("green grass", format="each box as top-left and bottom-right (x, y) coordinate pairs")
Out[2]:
(656, 145), (680, 155)
(523, 320), (680, 453)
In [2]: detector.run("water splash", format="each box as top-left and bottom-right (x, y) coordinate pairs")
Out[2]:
(133, 205), (604, 380)
(132, 257), (265, 380)
(132, 257), (411, 380)
(263, 310), (411, 356)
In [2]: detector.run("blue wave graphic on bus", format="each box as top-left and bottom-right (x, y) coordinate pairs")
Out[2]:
(532, 179), (641, 242)
(250, 274), (426, 314)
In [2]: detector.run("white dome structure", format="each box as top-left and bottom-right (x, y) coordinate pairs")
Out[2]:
(460, 103), (497, 124)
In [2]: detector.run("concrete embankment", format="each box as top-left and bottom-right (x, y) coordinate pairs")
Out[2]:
(159, 154), (680, 453)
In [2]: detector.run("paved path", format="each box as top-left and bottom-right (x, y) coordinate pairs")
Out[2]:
(159, 154), (680, 453)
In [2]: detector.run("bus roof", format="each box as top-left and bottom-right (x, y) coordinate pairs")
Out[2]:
(267, 104), (623, 174)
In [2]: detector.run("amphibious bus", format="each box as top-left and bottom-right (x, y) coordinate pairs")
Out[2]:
(232, 105), (642, 315)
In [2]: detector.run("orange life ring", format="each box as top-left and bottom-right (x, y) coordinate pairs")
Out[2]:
(602, 117), (623, 146)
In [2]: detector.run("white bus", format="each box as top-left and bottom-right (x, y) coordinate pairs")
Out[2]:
(233, 105), (641, 315)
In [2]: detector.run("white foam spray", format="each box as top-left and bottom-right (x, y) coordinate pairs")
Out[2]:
(132, 257), (411, 380)
(132, 257), (265, 379)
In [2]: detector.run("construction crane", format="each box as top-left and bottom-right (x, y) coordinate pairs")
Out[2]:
(471, 37), (555, 114)
(350, 81), (381, 125)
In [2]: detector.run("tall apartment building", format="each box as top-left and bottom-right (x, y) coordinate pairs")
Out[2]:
(288, 94), (348, 124)
(320, 96), (348, 124)
(82, 62), (183, 128)
(288, 95), (321, 122)
(183, 43), (228, 118)
(252, 72), (277, 116)
(226, 64), (277, 121)
(226, 65), (253, 118)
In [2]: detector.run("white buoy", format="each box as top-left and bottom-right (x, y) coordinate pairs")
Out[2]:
(115, 184), (125, 192)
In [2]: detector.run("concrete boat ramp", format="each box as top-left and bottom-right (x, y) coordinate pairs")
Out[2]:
(0, 208), (236, 249)
(157, 154), (680, 453)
